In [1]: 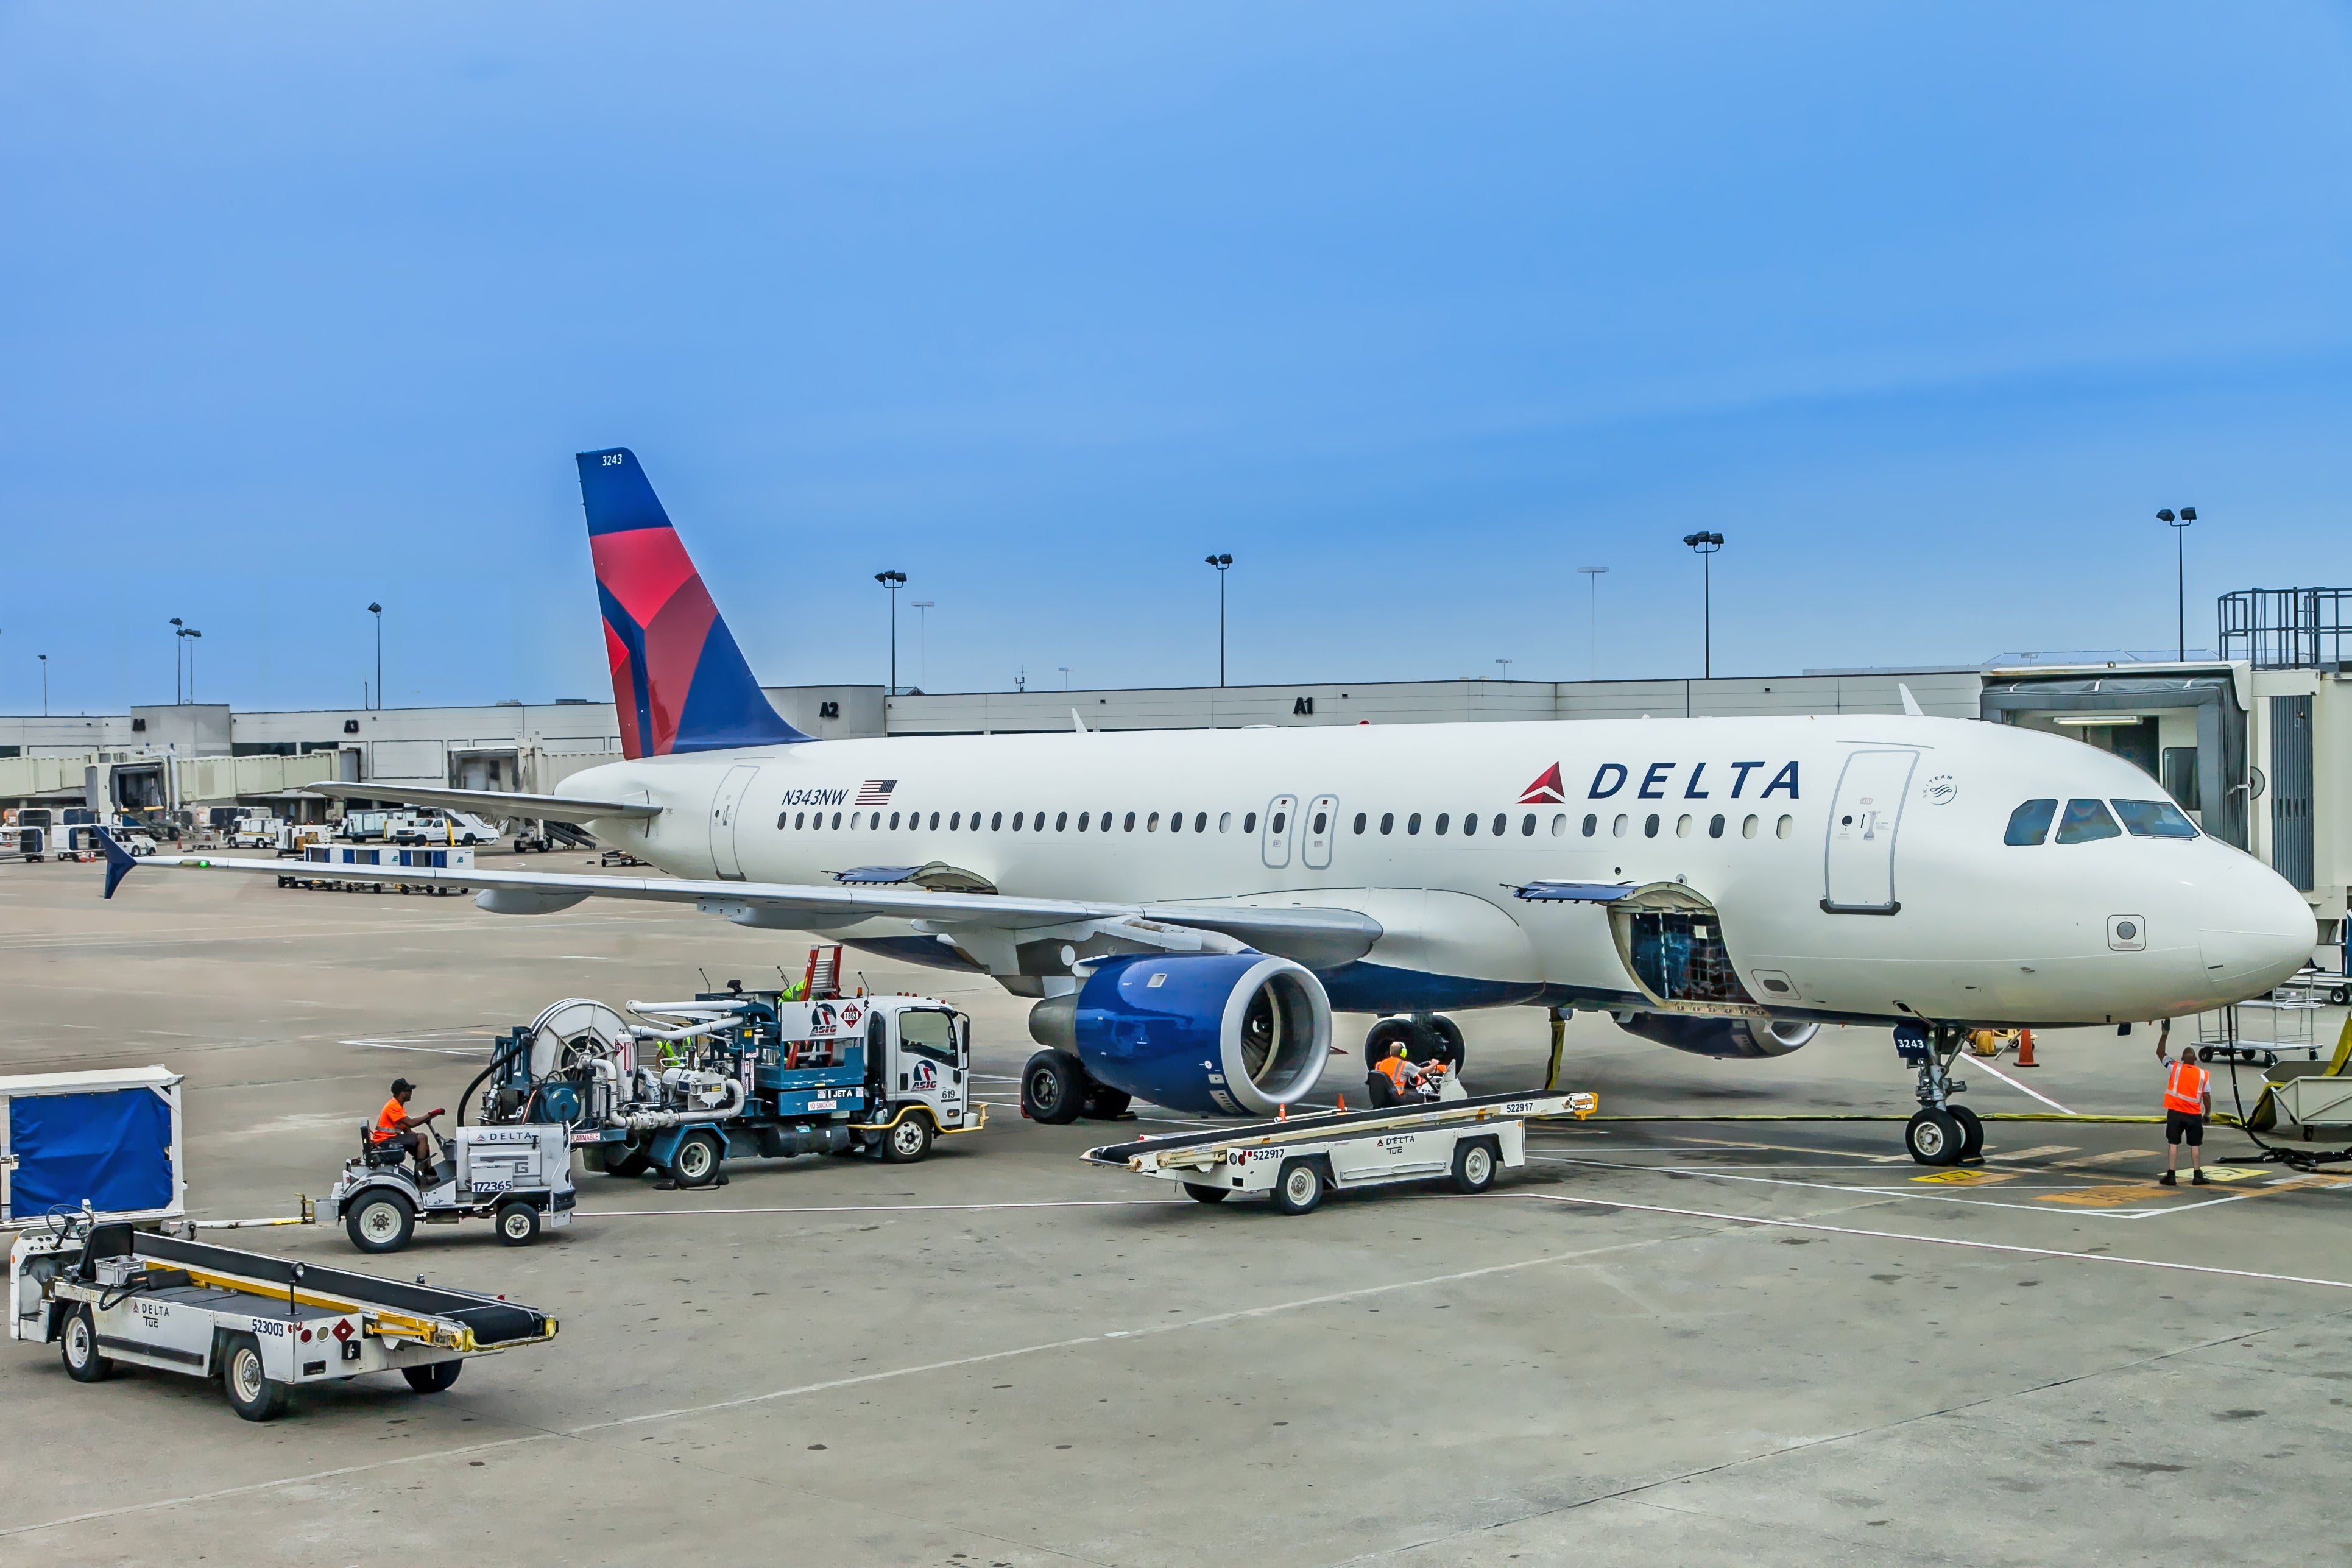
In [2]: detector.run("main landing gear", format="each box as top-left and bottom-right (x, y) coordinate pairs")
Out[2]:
(1363, 1014), (1466, 1073)
(1896, 1022), (1984, 1166)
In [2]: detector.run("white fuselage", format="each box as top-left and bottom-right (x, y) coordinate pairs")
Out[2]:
(555, 714), (2315, 1027)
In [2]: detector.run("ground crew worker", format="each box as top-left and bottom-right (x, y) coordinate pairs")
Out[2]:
(1367, 1041), (1414, 1109)
(372, 1078), (442, 1176)
(2155, 1032), (2211, 1186)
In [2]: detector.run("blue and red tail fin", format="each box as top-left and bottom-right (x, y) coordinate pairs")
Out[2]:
(577, 448), (807, 758)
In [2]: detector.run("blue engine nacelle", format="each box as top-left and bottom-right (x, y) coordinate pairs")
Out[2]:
(1028, 953), (1332, 1116)
(1612, 1011), (1819, 1059)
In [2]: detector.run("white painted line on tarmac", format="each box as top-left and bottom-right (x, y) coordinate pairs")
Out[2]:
(0, 1231), (1669, 1539)
(1969, 1056), (2074, 1113)
(1514, 1190), (2352, 1290)
(587, 1199), (1188, 1217)
(1530, 1155), (2150, 1219)
(342, 1040), (492, 1056)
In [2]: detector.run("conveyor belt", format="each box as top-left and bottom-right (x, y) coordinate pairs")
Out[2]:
(135, 1232), (553, 1346)
(1083, 1092), (1559, 1167)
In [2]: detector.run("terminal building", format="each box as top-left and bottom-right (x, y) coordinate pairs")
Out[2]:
(4, 588), (2345, 949)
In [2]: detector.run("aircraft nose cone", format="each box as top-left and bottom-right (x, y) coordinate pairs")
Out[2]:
(2198, 866), (2317, 1001)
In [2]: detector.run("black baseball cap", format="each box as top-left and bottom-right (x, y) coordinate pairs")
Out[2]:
(390, 1078), (417, 1095)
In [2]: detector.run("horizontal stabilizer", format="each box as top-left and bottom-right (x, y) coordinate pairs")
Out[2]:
(337, 785), (660, 822)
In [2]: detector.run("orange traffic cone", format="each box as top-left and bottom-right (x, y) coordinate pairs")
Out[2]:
(1336, 1094), (1347, 1112)
(1277, 1103), (1287, 1121)
(2015, 1029), (2038, 1068)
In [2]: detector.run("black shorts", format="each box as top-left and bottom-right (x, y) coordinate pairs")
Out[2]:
(2165, 1110), (2205, 1147)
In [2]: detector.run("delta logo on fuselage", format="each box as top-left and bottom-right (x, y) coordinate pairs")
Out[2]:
(1517, 760), (1799, 805)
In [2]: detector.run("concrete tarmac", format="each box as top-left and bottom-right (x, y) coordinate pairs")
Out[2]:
(2, 852), (2348, 1566)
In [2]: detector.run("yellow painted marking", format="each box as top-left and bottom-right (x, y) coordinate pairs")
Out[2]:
(2035, 1184), (2169, 1208)
(1910, 1169), (2019, 1185)
(1991, 1145), (2077, 1161)
(2060, 1149), (2155, 1168)
(2192, 1167), (2265, 1182)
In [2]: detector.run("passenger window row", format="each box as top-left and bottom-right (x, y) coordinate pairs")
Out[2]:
(775, 804), (1798, 844)
(2004, 797), (2199, 846)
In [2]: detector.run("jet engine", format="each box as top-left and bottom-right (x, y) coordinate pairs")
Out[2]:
(1613, 1012), (1820, 1059)
(1028, 953), (1331, 1116)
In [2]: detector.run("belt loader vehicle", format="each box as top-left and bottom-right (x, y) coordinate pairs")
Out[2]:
(1085, 1090), (1596, 1215)
(10, 1211), (558, 1421)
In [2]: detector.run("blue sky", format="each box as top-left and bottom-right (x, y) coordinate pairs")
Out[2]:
(2, 3), (2347, 713)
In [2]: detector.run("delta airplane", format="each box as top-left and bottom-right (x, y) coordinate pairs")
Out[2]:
(105, 448), (2316, 1164)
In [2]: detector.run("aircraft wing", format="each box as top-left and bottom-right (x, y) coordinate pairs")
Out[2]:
(327, 784), (662, 822)
(98, 836), (1382, 969)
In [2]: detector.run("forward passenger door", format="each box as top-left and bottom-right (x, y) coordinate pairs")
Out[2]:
(709, 764), (760, 880)
(1823, 750), (1917, 914)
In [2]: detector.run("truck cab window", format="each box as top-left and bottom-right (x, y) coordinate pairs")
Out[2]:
(897, 1008), (958, 1064)
(2055, 798), (2122, 844)
(2004, 799), (2057, 846)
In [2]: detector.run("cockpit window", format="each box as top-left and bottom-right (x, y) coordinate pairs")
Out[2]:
(2055, 798), (2122, 844)
(2004, 799), (2057, 846)
(2111, 799), (2199, 839)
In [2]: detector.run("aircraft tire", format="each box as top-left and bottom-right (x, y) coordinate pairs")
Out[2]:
(1425, 1015), (1467, 1071)
(1905, 1109), (1965, 1166)
(1949, 1104), (1985, 1162)
(1022, 1049), (1087, 1125)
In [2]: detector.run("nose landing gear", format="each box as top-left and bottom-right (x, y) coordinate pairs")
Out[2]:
(1897, 1023), (1984, 1165)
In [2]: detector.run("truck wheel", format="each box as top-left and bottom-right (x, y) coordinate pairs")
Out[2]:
(345, 1192), (415, 1254)
(1083, 1086), (1132, 1120)
(402, 1360), (463, 1394)
(1270, 1159), (1324, 1216)
(495, 1202), (541, 1246)
(1449, 1137), (1500, 1194)
(672, 1129), (722, 1187)
(222, 1333), (289, 1422)
(1021, 1050), (1087, 1125)
(62, 1305), (114, 1382)
(881, 1114), (933, 1164)
(1182, 1183), (1231, 1204)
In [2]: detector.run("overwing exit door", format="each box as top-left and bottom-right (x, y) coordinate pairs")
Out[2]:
(1823, 750), (1917, 914)
(1302, 794), (1339, 869)
(710, 764), (760, 880)
(1262, 794), (1298, 868)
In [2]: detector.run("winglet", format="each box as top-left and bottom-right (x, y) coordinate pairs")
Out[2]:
(99, 828), (138, 900)
(1898, 683), (1924, 718)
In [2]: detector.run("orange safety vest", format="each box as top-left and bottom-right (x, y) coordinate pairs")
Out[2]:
(2164, 1061), (2208, 1115)
(372, 1097), (408, 1143)
(1375, 1057), (1411, 1091)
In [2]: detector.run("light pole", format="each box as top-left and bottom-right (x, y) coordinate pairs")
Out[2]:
(1577, 567), (1607, 679)
(874, 571), (906, 694)
(1204, 554), (1232, 686)
(38, 653), (48, 716)
(2158, 507), (2195, 660)
(911, 601), (934, 689)
(171, 617), (185, 702)
(367, 603), (383, 710)
(1496, 659), (1512, 680)
(1059, 666), (1072, 689)
(1682, 532), (1724, 677)
(180, 627), (202, 703)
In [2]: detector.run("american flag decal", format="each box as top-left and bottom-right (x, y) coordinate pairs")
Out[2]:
(853, 779), (898, 807)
